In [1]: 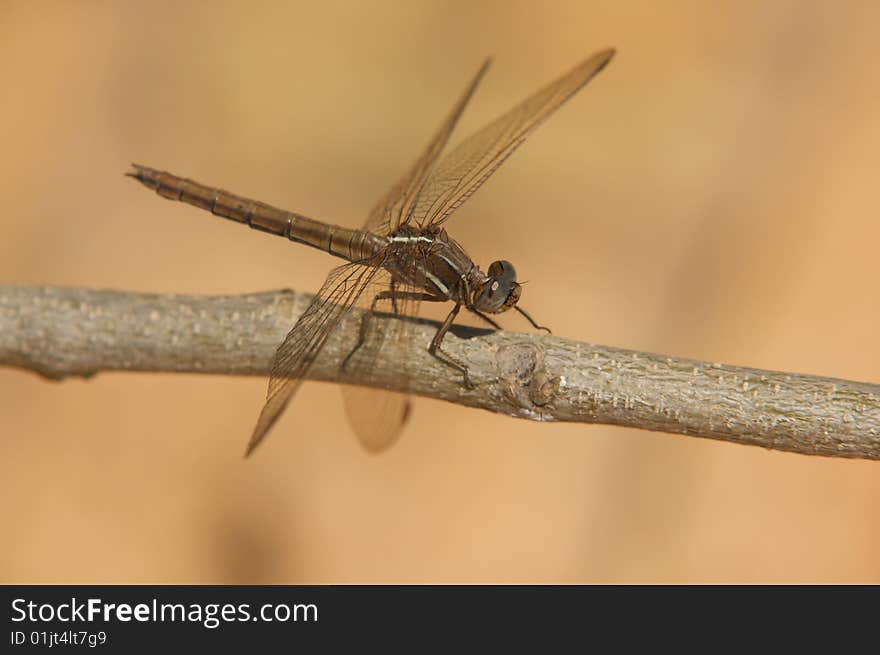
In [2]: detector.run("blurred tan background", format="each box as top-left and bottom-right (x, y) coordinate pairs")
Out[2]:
(2, 0), (879, 583)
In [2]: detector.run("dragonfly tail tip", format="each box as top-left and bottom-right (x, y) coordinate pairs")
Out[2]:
(125, 163), (146, 181)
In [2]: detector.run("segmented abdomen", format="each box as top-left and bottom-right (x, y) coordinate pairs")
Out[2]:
(127, 164), (386, 262)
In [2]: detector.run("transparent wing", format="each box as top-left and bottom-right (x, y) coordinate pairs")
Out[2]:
(411, 48), (615, 229)
(340, 263), (426, 453)
(342, 386), (411, 453)
(245, 260), (384, 456)
(363, 58), (492, 235)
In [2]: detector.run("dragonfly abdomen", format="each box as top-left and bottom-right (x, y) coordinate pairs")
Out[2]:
(127, 164), (385, 261)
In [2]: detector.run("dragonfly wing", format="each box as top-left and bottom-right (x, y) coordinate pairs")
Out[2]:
(341, 386), (411, 453)
(340, 266), (425, 453)
(363, 58), (492, 235)
(246, 260), (384, 456)
(411, 48), (615, 229)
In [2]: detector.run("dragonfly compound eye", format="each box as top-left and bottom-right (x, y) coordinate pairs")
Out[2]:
(474, 260), (521, 313)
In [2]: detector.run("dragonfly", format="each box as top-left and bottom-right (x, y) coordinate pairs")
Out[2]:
(128, 48), (615, 456)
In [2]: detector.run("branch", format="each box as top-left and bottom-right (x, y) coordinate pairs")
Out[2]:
(1, 285), (878, 460)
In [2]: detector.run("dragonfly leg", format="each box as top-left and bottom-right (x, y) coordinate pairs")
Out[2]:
(389, 279), (400, 315)
(429, 302), (475, 389)
(341, 290), (394, 372)
(468, 308), (502, 330)
(515, 305), (551, 334)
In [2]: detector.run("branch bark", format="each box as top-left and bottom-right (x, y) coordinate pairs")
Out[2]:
(1, 285), (878, 460)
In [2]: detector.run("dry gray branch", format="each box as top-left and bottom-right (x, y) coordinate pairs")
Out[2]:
(1, 285), (878, 460)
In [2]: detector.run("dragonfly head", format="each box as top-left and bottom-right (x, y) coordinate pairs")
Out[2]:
(473, 260), (521, 313)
